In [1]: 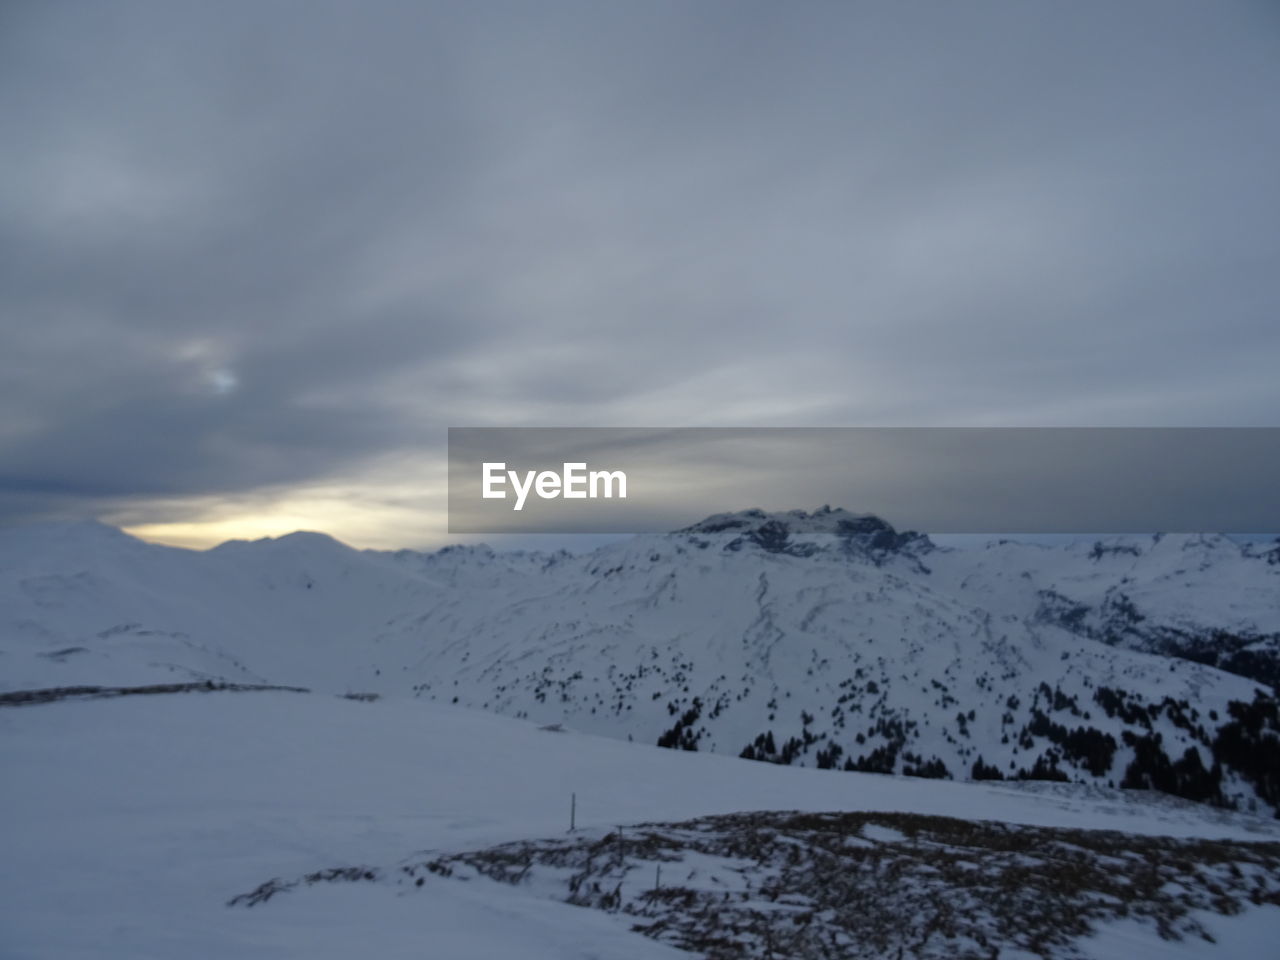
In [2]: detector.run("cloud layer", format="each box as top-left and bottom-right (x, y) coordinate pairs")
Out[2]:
(3, 1), (1278, 546)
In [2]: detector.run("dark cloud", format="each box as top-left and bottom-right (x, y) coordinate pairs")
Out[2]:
(2, 0), (1278, 533)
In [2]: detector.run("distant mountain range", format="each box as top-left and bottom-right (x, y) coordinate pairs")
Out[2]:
(3, 509), (1277, 816)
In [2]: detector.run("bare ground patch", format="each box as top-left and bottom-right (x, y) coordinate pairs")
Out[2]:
(230, 810), (1280, 959)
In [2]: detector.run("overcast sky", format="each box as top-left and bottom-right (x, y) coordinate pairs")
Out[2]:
(2, 1), (1278, 548)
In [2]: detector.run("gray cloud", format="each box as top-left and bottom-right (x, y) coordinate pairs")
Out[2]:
(2, 0), (1278, 536)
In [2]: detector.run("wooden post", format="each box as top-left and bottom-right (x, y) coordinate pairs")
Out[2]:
(569, 792), (576, 832)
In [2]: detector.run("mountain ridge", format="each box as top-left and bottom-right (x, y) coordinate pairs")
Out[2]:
(3, 510), (1277, 816)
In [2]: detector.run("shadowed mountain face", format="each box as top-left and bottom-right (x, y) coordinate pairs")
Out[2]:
(680, 508), (934, 563)
(2, 511), (1278, 815)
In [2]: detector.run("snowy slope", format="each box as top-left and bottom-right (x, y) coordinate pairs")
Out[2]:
(3, 689), (1278, 959)
(1, 511), (1277, 816)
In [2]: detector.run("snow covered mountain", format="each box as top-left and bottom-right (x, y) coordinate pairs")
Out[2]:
(2, 510), (1278, 817)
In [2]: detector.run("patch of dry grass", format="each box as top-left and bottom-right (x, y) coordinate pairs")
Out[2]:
(405, 811), (1280, 959)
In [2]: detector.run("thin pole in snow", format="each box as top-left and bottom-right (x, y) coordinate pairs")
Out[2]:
(569, 792), (576, 833)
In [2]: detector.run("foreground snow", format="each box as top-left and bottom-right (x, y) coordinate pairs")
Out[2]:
(2, 690), (1277, 958)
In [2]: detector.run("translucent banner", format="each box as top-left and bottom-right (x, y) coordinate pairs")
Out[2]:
(448, 427), (1280, 534)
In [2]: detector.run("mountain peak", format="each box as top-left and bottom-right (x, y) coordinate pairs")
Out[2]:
(271, 530), (348, 548)
(678, 507), (932, 559)
(681, 506), (873, 535)
(209, 529), (353, 555)
(0, 518), (145, 549)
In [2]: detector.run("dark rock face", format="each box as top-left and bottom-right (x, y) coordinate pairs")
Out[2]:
(680, 508), (932, 564)
(835, 516), (930, 559)
(683, 508), (772, 534)
(745, 520), (790, 552)
(1036, 588), (1280, 690)
(1265, 540), (1280, 566)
